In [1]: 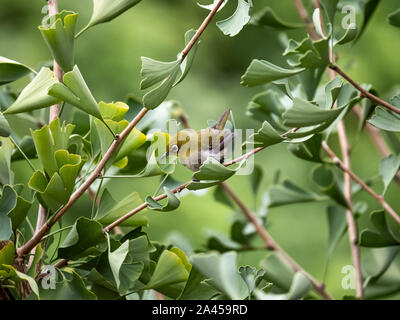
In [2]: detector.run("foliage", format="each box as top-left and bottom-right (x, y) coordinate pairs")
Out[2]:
(1, 0), (400, 301)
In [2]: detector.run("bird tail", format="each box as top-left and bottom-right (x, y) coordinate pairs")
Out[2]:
(213, 109), (231, 131)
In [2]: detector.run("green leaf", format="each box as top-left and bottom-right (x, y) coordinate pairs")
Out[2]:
(312, 164), (349, 208)
(0, 56), (33, 85)
(188, 157), (243, 190)
(7, 185), (33, 231)
(0, 112), (11, 137)
(3, 68), (60, 115)
(26, 244), (43, 279)
(216, 0), (251, 37)
(191, 251), (248, 300)
(249, 165), (263, 195)
(205, 232), (243, 253)
(140, 58), (180, 90)
(250, 121), (284, 148)
(108, 239), (144, 294)
(286, 272), (312, 300)
(260, 253), (294, 291)
(78, 0), (142, 37)
(0, 186), (17, 240)
(249, 7), (302, 30)
(39, 11), (78, 72)
(58, 217), (107, 260)
(360, 211), (400, 247)
(0, 264), (40, 299)
(48, 65), (103, 120)
(288, 134), (323, 163)
(388, 8), (400, 27)
(319, 0), (339, 23)
(142, 63), (180, 109)
(0, 138), (14, 186)
(95, 189), (148, 228)
(241, 59), (304, 87)
(145, 248), (190, 298)
(266, 180), (323, 208)
(380, 154), (400, 195)
(326, 205), (347, 256)
(38, 269), (96, 300)
(178, 267), (218, 300)
(283, 98), (343, 127)
(369, 97), (400, 132)
(213, 185), (234, 208)
(146, 187), (180, 212)
(363, 247), (400, 286)
(284, 37), (330, 69)
(175, 29), (199, 85)
(0, 240), (15, 266)
(239, 266), (271, 297)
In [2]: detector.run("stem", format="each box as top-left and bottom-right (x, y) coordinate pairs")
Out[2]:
(16, 107), (148, 257)
(219, 182), (332, 300)
(329, 64), (400, 116)
(8, 136), (36, 172)
(293, 0), (319, 40)
(322, 141), (400, 225)
(41, 225), (73, 241)
(48, 0), (63, 122)
(19, 2), (221, 259)
(180, 0), (225, 60)
(334, 123), (364, 298)
(318, 2), (364, 294)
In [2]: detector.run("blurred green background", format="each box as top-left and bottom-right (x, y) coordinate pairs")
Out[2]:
(2, 0), (400, 299)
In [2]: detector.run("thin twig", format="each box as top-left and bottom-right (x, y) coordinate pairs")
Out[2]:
(18, 2), (224, 258)
(293, 0), (319, 40)
(316, 0), (364, 295)
(180, 0), (225, 60)
(322, 141), (400, 225)
(329, 64), (400, 116)
(220, 182), (332, 300)
(17, 108), (148, 257)
(48, 0), (63, 122)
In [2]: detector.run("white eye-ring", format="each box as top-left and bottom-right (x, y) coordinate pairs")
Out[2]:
(170, 144), (179, 153)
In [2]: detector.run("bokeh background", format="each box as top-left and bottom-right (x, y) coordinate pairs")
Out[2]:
(1, 0), (400, 298)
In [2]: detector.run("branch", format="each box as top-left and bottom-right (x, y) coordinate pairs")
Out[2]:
(48, 0), (63, 122)
(329, 64), (400, 116)
(17, 2), (224, 258)
(219, 182), (332, 300)
(17, 107), (148, 257)
(293, 0), (319, 40)
(322, 141), (400, 225)
(52, 146), (267, 270)
(180, 0), (225, 60)
(315, 0), (364, 297)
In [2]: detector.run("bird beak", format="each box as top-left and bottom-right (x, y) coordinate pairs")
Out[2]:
(160, 151), (169, 160)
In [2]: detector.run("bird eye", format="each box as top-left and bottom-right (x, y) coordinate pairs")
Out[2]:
(170, 144), (179, 153)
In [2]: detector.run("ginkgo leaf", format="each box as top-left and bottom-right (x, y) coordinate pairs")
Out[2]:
(77, 0), (142, 37)
(0, 56), (34, 85)
(39, 11), (78, 72)
(216, 0), (251, 37)
(241, 60), (305, 87)
(3, 68), (60, 115)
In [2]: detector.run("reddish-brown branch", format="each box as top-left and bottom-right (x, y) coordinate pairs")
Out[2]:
(180, 0), (225, 59)
(17, 107), (148, 257)
(329, 65), (400, 115)
(19, 1), (224, 260)
(219, 182), (332, 300)
(322, 141), (400, 225)
(48, 0), (63, 122)
(293, 0), (319, 40)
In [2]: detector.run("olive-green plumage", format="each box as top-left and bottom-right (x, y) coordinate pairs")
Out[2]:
(166, 110), (233, 171)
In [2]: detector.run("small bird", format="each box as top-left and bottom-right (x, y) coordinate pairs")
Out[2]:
(162, 109), (234, 171)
